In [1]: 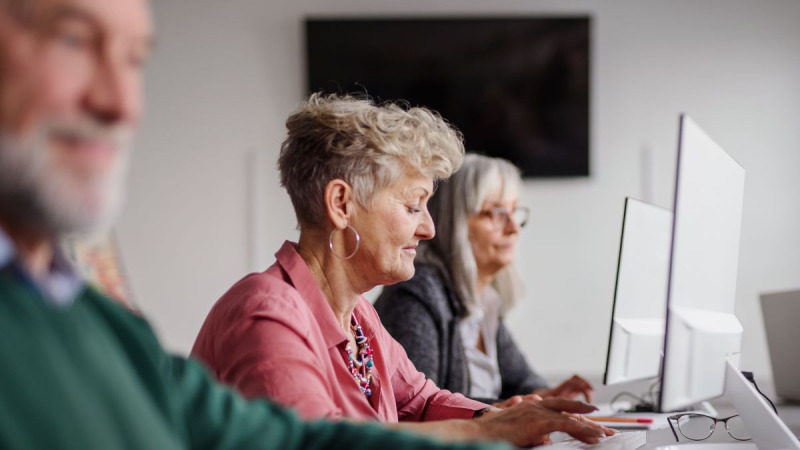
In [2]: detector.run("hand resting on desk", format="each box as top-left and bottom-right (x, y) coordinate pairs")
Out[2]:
(493, 375), (595, 409)
(537, 375), (595, 403)
(477, 398), (616, 446)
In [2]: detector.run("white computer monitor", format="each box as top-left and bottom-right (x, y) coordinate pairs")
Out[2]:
(604, 197), (672, 386)
(658, 114), (746, 413)
(652, 115), (800, 449)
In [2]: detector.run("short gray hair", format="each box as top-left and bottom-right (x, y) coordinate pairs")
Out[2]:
(278, 92), (464, 228)
(417, 153), (523, 316)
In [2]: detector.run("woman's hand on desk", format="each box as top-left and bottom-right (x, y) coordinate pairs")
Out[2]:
(535, 374), (595, 403)
(476, 398), (615, 446)
(491, 373), (595, 409)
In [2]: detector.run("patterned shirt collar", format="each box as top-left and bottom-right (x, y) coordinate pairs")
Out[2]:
(0, 227), (84, 307)
(0, 229), (14, 271)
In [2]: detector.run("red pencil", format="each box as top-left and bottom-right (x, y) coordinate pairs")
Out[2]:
(587, 416), (654, 424)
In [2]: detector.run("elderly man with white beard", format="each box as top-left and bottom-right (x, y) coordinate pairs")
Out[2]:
(0, 1), (514, 449)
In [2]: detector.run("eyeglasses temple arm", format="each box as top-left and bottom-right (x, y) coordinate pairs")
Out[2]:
(668, 417), (680, 442)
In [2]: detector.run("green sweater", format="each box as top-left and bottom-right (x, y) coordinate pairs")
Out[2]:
(0, 272), (506, 450)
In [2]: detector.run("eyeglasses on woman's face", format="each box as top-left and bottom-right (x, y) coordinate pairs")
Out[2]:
(477, 206), (530, 229)
(668, 413), (751, 442)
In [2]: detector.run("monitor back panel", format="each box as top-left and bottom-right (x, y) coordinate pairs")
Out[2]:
(761, 289), (800, 402)
(659, 114), (746, 412)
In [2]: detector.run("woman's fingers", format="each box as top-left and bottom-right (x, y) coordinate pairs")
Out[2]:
(554, 375), (595, 403)
(492, 395), (523, 408)
(539, 397), (598, 415)
(548, 415), (608, 444)
(478, 397), (615, 446)
(567, 413), (617, 436)
(567, 375), (595, 403)
(493, 393), (542, 409)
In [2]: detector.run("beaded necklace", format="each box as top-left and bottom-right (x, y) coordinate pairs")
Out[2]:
(345, 314), (374, 397)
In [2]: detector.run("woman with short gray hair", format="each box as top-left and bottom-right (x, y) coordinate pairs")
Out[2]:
(376, 154), (594, 407)
(193, 94), (612, 447)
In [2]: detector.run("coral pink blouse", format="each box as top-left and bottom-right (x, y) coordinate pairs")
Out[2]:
(192, 241), (487, 422)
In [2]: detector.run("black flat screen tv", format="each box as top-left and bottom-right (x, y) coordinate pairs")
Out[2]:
(305, 17), (591, 178)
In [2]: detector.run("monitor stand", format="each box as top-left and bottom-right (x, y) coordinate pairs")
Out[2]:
(725, 359), (800, 450)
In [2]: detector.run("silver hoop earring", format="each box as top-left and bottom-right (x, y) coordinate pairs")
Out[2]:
(328, 225), (361, 260)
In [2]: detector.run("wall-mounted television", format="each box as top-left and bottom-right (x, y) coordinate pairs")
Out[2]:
(305, 17), (591, 178)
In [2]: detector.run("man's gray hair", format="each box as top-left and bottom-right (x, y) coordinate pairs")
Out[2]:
(278, 92), (465, 228)
(417, 153), (523, 316)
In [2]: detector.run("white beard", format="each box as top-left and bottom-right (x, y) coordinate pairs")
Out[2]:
(0, 118), (132, 236)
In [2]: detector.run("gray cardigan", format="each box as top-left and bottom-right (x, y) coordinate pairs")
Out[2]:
(375, 264), (548, 403)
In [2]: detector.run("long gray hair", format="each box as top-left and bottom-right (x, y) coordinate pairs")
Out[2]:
(417, 153), (524, 317)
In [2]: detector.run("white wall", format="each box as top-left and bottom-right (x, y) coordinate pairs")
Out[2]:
(119, 0), (800, 382)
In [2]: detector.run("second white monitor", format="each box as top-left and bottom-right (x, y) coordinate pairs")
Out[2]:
(604, 197), (672, 386)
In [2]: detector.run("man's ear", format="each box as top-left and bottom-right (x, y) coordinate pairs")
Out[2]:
(324, 179), (353, 230)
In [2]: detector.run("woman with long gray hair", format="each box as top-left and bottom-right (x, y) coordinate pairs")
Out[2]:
(375, 154), (593, 407)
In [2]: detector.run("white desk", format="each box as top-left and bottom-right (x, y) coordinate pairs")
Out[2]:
(591, 378), (800, 449)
